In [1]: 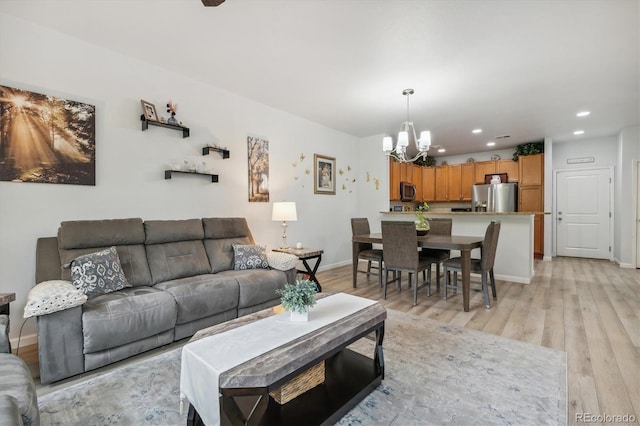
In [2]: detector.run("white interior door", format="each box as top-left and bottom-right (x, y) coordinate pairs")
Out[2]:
(556, 168), (611, 259)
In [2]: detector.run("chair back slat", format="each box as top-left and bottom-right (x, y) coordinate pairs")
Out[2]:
(381, 221), (419, 270)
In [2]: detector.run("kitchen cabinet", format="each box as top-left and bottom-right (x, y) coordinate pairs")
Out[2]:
(422, 167), (435, 202)
(518, 153), (544, 258)
(411, 164), (423, 201)
(461, 163), (475, 200)
(434, 165), (448, 201)
(448, 164), (462, 201)
(389, 159), (400, 200)
(474, 161), (496, 184)
(497, 159), (519, 182)
(519, 154), (543, 186)
(446, 163), (474, 201)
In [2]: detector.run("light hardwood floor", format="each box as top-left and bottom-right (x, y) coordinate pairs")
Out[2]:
(16, 257), (638, 425)
(321, 257), (639, 425)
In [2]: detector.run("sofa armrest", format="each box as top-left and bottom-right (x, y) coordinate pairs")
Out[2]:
(0, 315), (10, 354)
(0, 395), (22, 426)
(37, 306), (84, 384)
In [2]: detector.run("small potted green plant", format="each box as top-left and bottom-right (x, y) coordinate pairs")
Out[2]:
(275, 279), (318, 321)
(414, 201), (431, 235)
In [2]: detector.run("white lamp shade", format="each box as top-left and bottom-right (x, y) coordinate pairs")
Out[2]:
(418, 131), (431, 149)
(382, 136), (393, 152)
(272, 202), (297, 221)
(397, 131), (409, 148)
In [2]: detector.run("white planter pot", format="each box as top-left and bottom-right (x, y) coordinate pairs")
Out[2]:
(290, 310), (309, 322)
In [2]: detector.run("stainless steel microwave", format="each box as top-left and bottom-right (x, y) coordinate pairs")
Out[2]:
(400, 181), (416, 201)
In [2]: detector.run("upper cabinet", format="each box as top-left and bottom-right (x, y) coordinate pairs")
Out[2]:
(496, 159), (519, 182)
(434, 165), (448, 201)
(474, 159), (519, 183)
(460, 163), (475, 200)
(474, 161), (496, 184)
(519, 154), (544, 186)
(422, 167), (435, 202)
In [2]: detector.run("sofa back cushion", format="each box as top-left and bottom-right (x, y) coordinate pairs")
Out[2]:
(202, 218), (255, 273)
(57, 218), (152, 286)
(144, 219), (211, 284)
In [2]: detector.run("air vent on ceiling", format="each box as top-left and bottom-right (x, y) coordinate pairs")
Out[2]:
(495, 135), (511, 139)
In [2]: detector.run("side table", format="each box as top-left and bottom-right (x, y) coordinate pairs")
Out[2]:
(0, 293), (16, 353)
(273, 248), (324, 292)
(0, 293), (16, 316)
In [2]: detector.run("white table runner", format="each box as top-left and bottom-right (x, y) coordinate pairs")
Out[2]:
(180, 293), (376, 426)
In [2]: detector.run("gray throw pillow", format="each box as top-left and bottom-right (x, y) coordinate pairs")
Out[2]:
(233, 244), (269, 270)
(69, 246), (131, 299)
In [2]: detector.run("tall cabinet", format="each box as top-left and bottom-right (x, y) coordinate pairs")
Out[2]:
(518, 153), (544, 258)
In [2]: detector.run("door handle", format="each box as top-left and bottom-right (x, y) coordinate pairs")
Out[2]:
(558, 217), (562, 221)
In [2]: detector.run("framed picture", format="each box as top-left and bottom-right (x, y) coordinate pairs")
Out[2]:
(0, 84), (96, 185)
(140, 99), (158, 121)
(314, 154), (336, 195)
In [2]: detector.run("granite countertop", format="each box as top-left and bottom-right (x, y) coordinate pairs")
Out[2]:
(381, 211), (550, 215)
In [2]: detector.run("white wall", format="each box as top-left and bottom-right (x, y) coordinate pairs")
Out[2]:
(616, 126), (640, 267)
(0, 14), (360, 341)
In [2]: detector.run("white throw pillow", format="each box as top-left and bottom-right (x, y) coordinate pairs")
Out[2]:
(24, 280), (87, 318)
(266, 251), (299, 271)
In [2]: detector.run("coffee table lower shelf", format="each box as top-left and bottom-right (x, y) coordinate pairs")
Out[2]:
(188, 348), (382, 426)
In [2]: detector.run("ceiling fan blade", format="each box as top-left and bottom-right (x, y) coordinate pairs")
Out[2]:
(202, 0), (226, 6)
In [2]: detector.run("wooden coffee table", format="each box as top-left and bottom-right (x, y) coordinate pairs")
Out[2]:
(182, 293), (386, 425)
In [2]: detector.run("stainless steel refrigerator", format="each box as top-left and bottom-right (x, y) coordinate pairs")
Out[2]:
(472, 183), (518, 212)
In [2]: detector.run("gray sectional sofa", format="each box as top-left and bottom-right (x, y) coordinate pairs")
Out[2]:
(34, 217), (295, 384)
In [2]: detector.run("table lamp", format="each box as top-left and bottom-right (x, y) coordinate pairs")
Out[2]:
(272, 202), (297, 248)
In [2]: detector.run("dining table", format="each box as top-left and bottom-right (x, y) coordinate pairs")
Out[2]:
(352, 233), (484, 312)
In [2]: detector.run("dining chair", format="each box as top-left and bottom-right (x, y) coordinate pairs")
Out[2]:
(381, 221), (438, 306)
(442, 221), (501, 309)
(419, 218), (452, 292)
(351, 218), (383, 287)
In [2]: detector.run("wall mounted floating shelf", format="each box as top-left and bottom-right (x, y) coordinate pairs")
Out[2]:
(164, 170), (218, 183)
(141, 115), (190, 138)
(202, 146), (230, 158)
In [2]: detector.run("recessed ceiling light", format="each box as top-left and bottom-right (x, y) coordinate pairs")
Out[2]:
(438, 148), (446, 153)
(573, 130), (585, 135)
(576, 111), (590, 117)
(472, 129), (482, 134)
(486, 141), (496, 147)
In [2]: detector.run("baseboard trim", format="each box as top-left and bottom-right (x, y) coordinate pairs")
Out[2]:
(543, 256), (553, 262)
(11, 332), (37, 349)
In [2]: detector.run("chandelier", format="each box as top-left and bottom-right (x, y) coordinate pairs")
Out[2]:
(383, 89), (431, 163)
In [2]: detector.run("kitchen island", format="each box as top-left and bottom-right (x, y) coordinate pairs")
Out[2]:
(379, 211), (545, 284)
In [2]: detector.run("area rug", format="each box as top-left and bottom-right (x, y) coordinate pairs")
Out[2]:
(38, 309), (566, 425)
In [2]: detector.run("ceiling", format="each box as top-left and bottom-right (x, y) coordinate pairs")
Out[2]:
(1, 0), (638, 156)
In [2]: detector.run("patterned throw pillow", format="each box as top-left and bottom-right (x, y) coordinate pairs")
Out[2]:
(24, 280), (88, 318)
(69, 246), (131, 299)
(233, 244), (269, 270)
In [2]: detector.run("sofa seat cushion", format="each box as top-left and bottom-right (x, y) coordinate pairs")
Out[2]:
(154, 274), (239, 325)
(82, 286), (177, 354)
(0, 354), (39, 426)
(217, 269), (287, 309)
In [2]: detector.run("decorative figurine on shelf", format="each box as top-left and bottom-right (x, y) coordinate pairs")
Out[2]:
(166, 100), (178, 125)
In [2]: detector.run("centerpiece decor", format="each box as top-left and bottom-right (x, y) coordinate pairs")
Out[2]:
(275, 279), (317, 321)
(415, 201), (431, 235)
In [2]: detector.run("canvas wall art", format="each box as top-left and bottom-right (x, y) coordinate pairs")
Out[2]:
(247, 136), (269, 202)
(0, 85), (96, 185)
